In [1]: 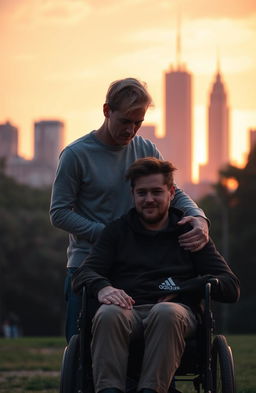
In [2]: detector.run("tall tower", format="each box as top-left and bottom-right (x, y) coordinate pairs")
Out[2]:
(0, 121), (18, 158)
(164, 17), (192, 187)
(34, 120), (64, 170)
(200, 66), (229, 183)
(249, 129), (256, 152)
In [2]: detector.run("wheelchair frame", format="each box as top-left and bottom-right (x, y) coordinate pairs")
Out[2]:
(59, 281), (236, 393)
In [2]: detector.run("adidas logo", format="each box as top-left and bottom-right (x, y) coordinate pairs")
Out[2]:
(159, 277), (180, 291)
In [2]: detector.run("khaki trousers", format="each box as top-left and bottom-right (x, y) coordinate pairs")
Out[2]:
(91, 302), (197, 393)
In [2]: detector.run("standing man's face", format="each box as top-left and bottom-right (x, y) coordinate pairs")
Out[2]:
(103, 103), (147, 146)
(133, 173), (175, 230)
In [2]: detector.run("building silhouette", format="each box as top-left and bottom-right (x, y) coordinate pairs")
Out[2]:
(138, 125), (166, 155)
(139, 20), (194, 191)
(138, 125), (157, 142)
(34, 120), (64, 170)
(0, 121), (18, 158)
(159, 16), (193, 188)
(200, 67), (229, 183)
(139, 65), (193, 191)
(1, 119), (64, 188)
(163, 65), (193, 188)
(249, 129), (256, 152)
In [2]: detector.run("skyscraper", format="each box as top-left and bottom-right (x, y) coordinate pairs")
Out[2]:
(249, 128), (256, 152)
(0, 121), (18, 158)
(138, 124), (166, 154)
(34, 120), (64, 170)
(163, 15), (193, 188)
(164, 66), (192, 187)
(200, 68), (229, 183)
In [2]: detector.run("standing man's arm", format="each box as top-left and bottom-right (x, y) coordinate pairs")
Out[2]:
(153, 144), (209, 251)
(172, 187), (206, 218)
(173, 187), (209, 251)
(50, 148), (105, 243)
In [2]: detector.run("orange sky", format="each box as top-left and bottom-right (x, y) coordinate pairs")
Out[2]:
(1, 0), (256, 181)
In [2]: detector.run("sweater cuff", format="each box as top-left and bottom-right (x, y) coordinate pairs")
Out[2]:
(91, 223), (106, 243)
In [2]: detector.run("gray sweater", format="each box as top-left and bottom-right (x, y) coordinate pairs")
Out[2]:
(50, 131), (206, 267)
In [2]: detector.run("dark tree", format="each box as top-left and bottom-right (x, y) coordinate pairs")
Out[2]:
(199, 147), (256, 333)
(0, 171), (67, 335)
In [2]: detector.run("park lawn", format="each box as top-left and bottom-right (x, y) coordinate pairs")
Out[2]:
(228, 335), (256, 393)
(0, 337), (65, 393)
(0, 335), (255, 393)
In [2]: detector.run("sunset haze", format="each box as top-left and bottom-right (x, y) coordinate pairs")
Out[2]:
(1, 0), (256, 181)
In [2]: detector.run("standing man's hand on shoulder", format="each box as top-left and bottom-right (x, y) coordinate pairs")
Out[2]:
(98, 286), (135, 309)
(177, 216), (209, 252)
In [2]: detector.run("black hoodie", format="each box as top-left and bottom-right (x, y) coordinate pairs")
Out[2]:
(73, 207), (240, 314)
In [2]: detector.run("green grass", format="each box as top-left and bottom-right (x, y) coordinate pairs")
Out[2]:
(0, 337), (65, 393)
(0, 335), (255, 393)
(0, 337), (65, 371)
(229, 335), (256, 393)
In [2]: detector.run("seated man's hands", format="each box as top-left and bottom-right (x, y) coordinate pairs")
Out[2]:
(178, 216), (209, 252)
(98, 286), (135, 309)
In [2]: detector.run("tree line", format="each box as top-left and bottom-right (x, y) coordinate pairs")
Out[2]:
(199, 147), (256, 333)
(0, 162), (67, 335)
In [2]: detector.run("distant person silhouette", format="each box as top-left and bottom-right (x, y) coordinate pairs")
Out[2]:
(2, 312), (21, 338)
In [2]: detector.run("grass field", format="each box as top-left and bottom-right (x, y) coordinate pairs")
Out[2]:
(0, 335), (255, 393)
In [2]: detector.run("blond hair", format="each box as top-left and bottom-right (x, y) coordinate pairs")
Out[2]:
(105, 77), (153, 112)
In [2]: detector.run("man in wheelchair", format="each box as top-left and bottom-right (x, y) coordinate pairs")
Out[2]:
(73, 157), (240, 393)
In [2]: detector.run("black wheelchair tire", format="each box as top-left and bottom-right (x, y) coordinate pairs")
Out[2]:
(59, 334), (79, 393)
(211, 334), (236, 393)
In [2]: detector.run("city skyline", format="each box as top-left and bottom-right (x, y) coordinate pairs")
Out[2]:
(0, 120), (65, 187)
(1, 0), (256, 181)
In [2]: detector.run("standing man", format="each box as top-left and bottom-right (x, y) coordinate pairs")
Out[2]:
(50, 78), (209, 342)
(72, 157), (240, 393)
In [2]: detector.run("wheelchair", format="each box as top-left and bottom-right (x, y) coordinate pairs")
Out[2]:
(59, 280), (236, 393)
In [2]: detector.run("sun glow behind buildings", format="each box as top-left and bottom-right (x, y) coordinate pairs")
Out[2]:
(0, 0), (256, 179)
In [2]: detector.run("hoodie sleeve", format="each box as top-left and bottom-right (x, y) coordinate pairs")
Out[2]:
(186, 238), (240, 303)
(72, 222), (118, 297)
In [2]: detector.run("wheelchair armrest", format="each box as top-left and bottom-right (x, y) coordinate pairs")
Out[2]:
(207, 277), (219, 288)
(205, 278), (219, 309)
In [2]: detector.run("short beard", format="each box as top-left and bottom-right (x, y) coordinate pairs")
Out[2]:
(137, 209), (167, 225)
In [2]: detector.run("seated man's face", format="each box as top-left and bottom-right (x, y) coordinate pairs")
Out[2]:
(133, 173), (175, 230)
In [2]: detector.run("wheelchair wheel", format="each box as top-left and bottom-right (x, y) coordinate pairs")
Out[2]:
(59, 334), (79, 393)
(211, 335), (235, 393)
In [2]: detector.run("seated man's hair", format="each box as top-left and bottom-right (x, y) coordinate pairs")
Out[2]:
(105, 77), (153, 112)
(126, 157), (176, 189)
